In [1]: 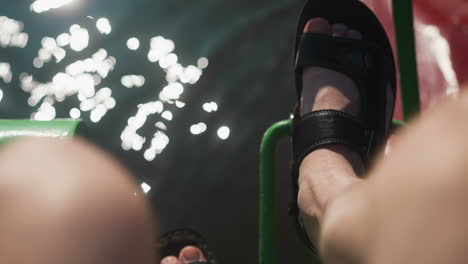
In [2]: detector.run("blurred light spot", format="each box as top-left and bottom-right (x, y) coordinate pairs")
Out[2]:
(202, 102), (218, 113)
(32, 102), (56, 121)
(121, 101), (165, 154)
(132, 136), (145, 151)
(127, 37), (140, 50)
(161, 111), (173, 121)
(0, 89), (3, 102)
(147, 36), (175, 62)
(143, 131), (169, 161)
(0, 17), (28, 48)
(96, 18), (111, 34)
(69, 25), (89, 52)
(144, 150), (156, 161)
(180, 65), (202, 84)
(33, 58), (44, 68)
(56, 33), (70, 46)
(175, 100), (185, 108)
(38, 36), (67, 64)
(93, 74), (101, 85)
(104, 97), (116, 109)
(190, 122), (207, 135)
(155, 121), (167, 131)
(122, 35), (210, 160)
(121, 75), (145, 88)
(69, 108), (81, 119)
(141, 182), (151, 193)
(21, 48), (117, 123)
(197, 57), (209, 69)
(0, 63), (12, 83)
(31, 0), (73, 13)
(159, 82), (184, 101)
(420, 25), (459, 95)
(42, 37), (56, 50)
(166, 53), (178, 66)
(217, 126), (230, 140)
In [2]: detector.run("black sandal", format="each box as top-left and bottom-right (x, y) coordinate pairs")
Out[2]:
(290, 0), (396, 256)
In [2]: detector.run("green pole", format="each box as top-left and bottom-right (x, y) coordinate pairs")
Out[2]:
(392, 0), (421, 120)
(259, 119), (292, 264)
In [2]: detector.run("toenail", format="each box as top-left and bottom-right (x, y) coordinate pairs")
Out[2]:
(347, 29), (363, 40)
(332, 24), (348, 36)
(305, 18), (331, 33)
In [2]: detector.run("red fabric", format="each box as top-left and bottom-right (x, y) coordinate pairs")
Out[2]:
(360, 0), (468, 119)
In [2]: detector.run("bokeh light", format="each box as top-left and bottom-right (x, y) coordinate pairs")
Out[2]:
(127, 37), (140, 50)
(0, 63), (12, 83)
(96, 18), (111, 35)
(217, 126), (230, 140)
(31, 0), (73, 14)
(0, 16), (28, 48)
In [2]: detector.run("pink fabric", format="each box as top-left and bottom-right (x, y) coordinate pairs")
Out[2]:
(360, 0), (468, 119)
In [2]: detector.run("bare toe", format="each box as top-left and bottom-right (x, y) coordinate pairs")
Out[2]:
(161, 256), (178, 264)
(332, 23), (348, 37)
(304, 17), (332, 34)
(346, 29), (363, 40)
(178, 246), (207, 264)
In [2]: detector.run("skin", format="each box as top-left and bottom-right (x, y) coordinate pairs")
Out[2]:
(1, 17), (468, 264)
(298, 17), (468, 264)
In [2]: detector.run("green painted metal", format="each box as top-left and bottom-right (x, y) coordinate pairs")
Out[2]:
(392, 119), (407, 127)
(0, 119), (86, 146)
(392, 0), (421, 120)
(259, 119), (291, 264)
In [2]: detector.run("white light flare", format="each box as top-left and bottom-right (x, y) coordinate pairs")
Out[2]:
(69, 108), (81, 119)
(141, 182), (151, 194)
(0, 63), (12, 83)
(217, 126), (230, 140)
(190, 122), (207, 135)
(197, 57), (209, 69)
(0, 16), (28, 48)
(31, 0), (73, 14)
(121, 36), (211, 161)
(127, 37), (140, 50)
(202, 102), (218, 113)
(96, 18), (112, 34)
(69, 25), (89, 52)
(121, 75), (145, 88)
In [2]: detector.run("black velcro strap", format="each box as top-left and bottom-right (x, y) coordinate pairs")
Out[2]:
(296, 32), (376, 85)
(292, 110), (372, 164)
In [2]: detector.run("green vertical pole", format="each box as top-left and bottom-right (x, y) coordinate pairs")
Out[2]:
(259, 119), (292, 264)
(392, 0), (421, 120)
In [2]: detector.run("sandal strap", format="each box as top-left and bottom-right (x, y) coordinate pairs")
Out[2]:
(296, 32), (377, 88)
(292, 110), (373, 165)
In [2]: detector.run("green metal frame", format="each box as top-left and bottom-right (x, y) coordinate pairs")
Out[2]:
(0, 119), (86, 146)
(259, 1), (420, 263)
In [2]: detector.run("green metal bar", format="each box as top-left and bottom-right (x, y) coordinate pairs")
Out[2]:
(392, 119), (407, 127)
(0, 119), (86, 146)
(258, 118), (406, 264)
(259, 119), (292, 264)
(392, 0), (421, 120)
